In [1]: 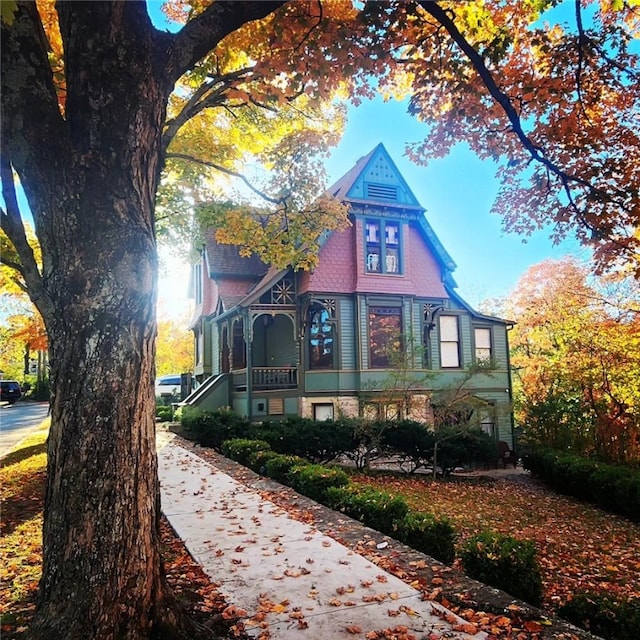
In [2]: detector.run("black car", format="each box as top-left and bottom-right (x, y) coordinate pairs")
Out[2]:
(0, 380), (22, 405)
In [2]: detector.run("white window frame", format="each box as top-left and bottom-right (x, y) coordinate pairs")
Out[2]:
(439, 315), (460, 368)
(474, 327), (492, 362)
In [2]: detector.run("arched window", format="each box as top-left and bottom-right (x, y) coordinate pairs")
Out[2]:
(308, 304), (334, 369)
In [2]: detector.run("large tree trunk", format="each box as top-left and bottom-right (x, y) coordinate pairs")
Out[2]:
(32, 185), (165, 639)
(1, 4), (175, 638)
(1, 2), (288, 637)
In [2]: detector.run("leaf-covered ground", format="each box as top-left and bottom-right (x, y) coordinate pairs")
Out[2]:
(353, 472), (640, 612)
(0, 425), (240, 640)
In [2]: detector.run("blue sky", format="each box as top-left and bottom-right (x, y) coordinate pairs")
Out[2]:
(325, 95), (587, 307)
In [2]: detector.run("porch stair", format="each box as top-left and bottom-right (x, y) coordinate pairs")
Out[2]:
(179, 373), (230, 411)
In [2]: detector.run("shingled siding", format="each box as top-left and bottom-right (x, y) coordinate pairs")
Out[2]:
(298, 226), (357, 295)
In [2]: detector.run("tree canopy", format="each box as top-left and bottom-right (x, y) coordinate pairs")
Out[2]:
(495, 258), (640, 464)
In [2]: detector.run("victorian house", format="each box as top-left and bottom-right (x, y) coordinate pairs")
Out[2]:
(186, 144), (514, 446)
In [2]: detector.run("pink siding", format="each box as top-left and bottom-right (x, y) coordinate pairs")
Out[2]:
(354, 221), (448, 297)
(298, 226), (357, 294)
(299, 221), (448, 298)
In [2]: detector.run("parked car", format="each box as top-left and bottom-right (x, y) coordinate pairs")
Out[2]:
(0, 380), (22, 405)
(155, 374), (181, 403)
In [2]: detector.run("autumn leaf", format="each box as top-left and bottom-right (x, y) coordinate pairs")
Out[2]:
(344, 625), (362, 634)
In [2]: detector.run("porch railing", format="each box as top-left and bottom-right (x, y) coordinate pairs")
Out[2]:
(252, 367), (298, 391)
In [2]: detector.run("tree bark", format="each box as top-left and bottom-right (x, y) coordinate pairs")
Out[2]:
(1, 2), (287, 637)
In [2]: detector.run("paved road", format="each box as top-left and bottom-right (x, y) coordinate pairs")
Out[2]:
(0, 401), (50, 458)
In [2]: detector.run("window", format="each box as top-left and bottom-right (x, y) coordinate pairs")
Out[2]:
(369, 306), (402, 368)
(365, 220), (400, 274)
(479, 408), (496, 438)
(313, 403), (334, 421)
(308, 305), (334, 369)
(439, 315), (460, 368)
(474, 327), (492, 362)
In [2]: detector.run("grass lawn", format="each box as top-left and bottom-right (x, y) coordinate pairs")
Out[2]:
(352, 472), (640, 612)
(0, 422), (234, 639)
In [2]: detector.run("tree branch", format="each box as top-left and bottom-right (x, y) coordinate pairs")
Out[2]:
(165, 152), (284, 205)
(163, 1), (286, 86)
(162, 67), (255, 151)
(0, 157), (49, 315)
(416, 2), (613, 237)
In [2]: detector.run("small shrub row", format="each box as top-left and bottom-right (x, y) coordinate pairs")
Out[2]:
(396, 512), (456, 565)
(460, 532), (543, 606)
(325, 484), (409, 537)
(181, 408), (499, 473)
(222, 440), (460, 567)
(523, 449), (640, 522)
(221, 439), (271, 468)
(557, 592), (640, 640)
(222, 438), (542, 605)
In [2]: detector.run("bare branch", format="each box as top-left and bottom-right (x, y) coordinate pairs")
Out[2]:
(0, 157), (49, 315)
(165, 152), (284, 205)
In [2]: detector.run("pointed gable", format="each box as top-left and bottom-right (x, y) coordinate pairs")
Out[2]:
(328, 143), (422, 210)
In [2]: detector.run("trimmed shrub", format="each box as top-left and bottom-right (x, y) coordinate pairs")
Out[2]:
(181, 407), (250, 451)
(221, 439), (272, 468)
(558, 592), (640, 640)
(325, 484), (409, 536)
(460, 532), (543, 606)
(248, 449), (280, 474)
(264, 454), (307, 484)
(253, 417), (355, 463)
(155, 404), (173, 422)
(287, 464), (349, 503)
(381, 420), (435, 474)
(396, 512), (455, 565)
(523, 448), (640, 522)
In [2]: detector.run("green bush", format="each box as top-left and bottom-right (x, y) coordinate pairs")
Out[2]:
(523, 448), (640, 522)
(252, 417), (354, 463)
(381, 420), (435, 474)
(155, 404), (173, 422)
(325, 484), (409, 536)
(264, 454), (307, 483)
(435, 428), (496, 474)
(221, 439), (272, 468)
(287, 464), (349, 503)
(248, 449), (280, 474)
(181, 407), (250, 451)
(460, 532), (543, 606)
(558, 592), (640, 640)
(396, 512), (455, 565)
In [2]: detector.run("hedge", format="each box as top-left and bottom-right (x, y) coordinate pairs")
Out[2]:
(287, 464), (350, 503)
(523, 449), (640, 521)
(396, 512), (456, 565)
(325, 484), (409, 536)
(558, 592), (640, 640)
(460, 532), (543, 606)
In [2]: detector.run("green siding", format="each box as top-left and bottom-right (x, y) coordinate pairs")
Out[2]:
(339, 298), (355, 369)
(459, 314), (472, 367)
(492, 324), (509, 368)
(358, 297), (369, 369)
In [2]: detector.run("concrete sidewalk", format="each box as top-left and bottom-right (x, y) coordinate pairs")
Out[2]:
(157, 434), (485, 640)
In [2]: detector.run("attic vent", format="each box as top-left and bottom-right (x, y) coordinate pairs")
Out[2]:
(366, 183), (398, 202)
